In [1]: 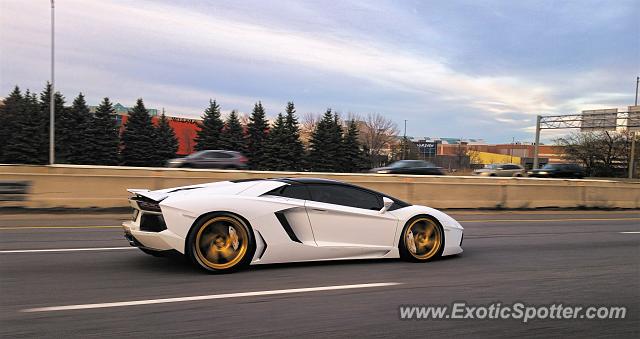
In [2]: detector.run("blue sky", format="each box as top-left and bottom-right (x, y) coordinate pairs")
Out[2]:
(1, 0), (638, 142)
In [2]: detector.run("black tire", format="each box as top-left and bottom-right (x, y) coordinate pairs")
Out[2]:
(186, 212), (255, 273)
(399, 215), (444, 262)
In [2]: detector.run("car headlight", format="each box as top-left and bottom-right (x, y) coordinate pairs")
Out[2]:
(377, 170), (390, 174)
(538, 171), (548, 175)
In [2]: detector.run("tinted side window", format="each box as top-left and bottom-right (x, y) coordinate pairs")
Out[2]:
(307, 184), (382, 210)
(218, 152), (234, 159)
(265, 185), (310, 200)
(202, 152), (220, 159)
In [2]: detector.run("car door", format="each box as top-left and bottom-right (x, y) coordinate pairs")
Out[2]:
(200, 151), (225, 168)
(304, 184), (399, 248)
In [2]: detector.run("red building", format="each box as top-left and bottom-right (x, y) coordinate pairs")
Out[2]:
(91, 103), (201, 156)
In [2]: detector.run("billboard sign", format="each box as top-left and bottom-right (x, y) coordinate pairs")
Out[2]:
(580, 109), (618, 131)
(415, 141), (438, 157)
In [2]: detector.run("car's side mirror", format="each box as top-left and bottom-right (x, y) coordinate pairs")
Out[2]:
(379, 197), (394, 214)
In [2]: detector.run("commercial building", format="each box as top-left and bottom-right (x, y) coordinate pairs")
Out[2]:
(89, 103), (200, 156)
(411, 137), (566, 169)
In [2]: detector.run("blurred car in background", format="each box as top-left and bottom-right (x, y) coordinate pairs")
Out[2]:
(472, 163), (525, 177)
(167, 150), (248, 169)
(527, 163), (584, 179)
(371, 160), (445, 175)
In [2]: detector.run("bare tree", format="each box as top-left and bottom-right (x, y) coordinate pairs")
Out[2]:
(358, 113), (399, 167)
(300, 112), (321, 146)
(238, 112), (250, 126)
(182, 128), (195, 154)
(555, 131), (635, 177)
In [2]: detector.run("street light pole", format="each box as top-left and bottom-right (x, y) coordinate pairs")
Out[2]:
(49, 0), (55, 165)
(635, 76), (639, 106)
(533, 115), (541, 169)
(403, 119), (407, 160)
(629, 76), (639, 179)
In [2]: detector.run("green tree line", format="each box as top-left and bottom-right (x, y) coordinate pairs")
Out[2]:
(0, 84), (368, 172)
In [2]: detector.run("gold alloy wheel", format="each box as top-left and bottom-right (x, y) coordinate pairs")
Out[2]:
(194, 216), (249, 270)
(404, 218), (442, 260)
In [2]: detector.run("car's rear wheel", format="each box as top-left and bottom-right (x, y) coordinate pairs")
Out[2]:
(399, 216), (444, 262)
(187, 213), (255, 273)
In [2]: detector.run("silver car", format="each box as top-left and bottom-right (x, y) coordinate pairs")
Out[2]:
(167, 150), (248, 169)
(473, 163), (525, 177)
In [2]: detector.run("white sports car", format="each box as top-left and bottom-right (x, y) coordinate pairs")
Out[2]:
(122, 178), (463, 272)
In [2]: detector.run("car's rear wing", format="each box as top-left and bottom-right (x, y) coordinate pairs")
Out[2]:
(127, 189), (168, 202)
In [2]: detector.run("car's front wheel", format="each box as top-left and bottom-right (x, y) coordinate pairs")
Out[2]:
(399, 216), (444, 262)
(186, 213), (255, 273)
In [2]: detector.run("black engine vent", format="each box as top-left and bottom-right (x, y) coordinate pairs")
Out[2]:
(140, 214), (167, 232)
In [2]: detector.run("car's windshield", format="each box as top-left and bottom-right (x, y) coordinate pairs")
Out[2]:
(485, 164), (500, 169)
(542, 164), (560, 169)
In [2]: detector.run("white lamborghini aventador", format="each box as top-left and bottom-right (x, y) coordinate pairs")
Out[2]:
(122, 178), (463, 272)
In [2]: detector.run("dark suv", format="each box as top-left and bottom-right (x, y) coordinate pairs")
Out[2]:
(167, 150), (248, 169)
(528, 163), (584, 178)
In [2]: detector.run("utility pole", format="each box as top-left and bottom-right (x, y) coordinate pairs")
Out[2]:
(403, 119), (407, 160)
(635, 77), (640, 106)
(533, 115), (541, 169)
(628, 76), (639, 178)
(510, 136), (514, 163)
(49, 0), (55, 165)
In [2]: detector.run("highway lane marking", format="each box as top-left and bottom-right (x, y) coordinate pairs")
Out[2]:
(2, 217), (639, 230)
(0, 247), (135, 254)
(0, 225), (120, 230)
(619, 231), (640, 234)
(21, 282), (402, 312)
(459, 217), (640, 223)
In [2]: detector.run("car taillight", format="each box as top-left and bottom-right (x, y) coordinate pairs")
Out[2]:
(239, 156), (248, 163)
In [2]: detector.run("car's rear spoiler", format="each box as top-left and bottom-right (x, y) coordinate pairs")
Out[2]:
(127, 189), (168, 202)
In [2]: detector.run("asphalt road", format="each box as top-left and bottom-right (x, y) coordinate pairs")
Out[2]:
(1, 210), (638, 338)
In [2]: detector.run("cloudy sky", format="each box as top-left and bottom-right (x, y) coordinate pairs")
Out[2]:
(1, 0), (638, 142)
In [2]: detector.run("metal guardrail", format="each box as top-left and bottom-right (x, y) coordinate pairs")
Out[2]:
(0, 181), (31, 201)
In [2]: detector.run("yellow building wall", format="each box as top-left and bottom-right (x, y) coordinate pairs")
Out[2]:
(471, 151), (521, 165)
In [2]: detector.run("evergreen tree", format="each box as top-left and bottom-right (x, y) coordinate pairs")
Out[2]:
(341, 119), (368, 173)
(283, 102), (305, 171)
(155, 112), (179, 164)
(86, 97), (120, 165)
(121, 98), (158, 167)
(57, 93), (91, 164)
(262, 113), (289, 171)
(4, 90), (41, 164)
(220, 110), (246, 153)
(306, 109), (343, 172)
(0, 86), (23, 162)
(38, 82), (66, 164)
(246, 101), (269, 169)
(194, 100), (224, 151)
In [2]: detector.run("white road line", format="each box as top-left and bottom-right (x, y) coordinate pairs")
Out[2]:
(619, 231), (640, 234)
(22, 282), (401, 312)
(0, 247), (135, 254)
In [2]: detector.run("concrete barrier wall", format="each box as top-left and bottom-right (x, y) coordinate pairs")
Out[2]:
(0, 164), (638, 209)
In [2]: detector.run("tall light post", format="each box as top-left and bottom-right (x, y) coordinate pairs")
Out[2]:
(403, 119), (407, 160)
(49, 0), (55, 165)
(628, 76), (639, 179)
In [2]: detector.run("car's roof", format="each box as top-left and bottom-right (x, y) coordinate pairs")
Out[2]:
(229, 177), (343, 185)
(276, 177), (345, 185)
